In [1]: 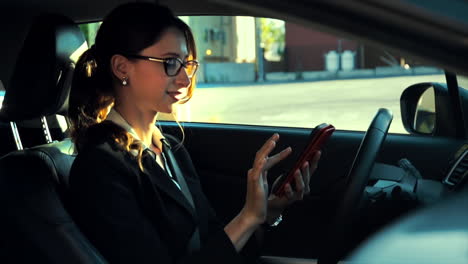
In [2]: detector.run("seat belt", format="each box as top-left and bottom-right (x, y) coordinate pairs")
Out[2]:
(161, 138), (201, 253)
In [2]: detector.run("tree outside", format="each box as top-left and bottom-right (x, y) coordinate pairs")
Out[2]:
(260, 18), (285, 61)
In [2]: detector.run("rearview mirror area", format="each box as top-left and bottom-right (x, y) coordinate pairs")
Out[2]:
(400, 82), (459, 136)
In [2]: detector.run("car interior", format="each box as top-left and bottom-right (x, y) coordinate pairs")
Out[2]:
(1, 0), (468, 263)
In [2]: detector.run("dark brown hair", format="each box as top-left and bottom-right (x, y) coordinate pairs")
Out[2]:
(69, 3), (196, 169)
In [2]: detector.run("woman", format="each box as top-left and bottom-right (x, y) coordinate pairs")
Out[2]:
(68, 2), (321, 263)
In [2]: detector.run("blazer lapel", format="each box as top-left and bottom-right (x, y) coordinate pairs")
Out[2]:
(140, 152), (197, 220)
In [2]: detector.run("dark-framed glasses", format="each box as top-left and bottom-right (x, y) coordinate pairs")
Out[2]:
(125, 54), (199, 77)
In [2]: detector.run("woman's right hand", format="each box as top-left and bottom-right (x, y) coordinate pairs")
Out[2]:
(242, 133), (292, 226)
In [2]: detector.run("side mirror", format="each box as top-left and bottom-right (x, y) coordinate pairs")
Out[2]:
(413, 86), (436, 134)
(400, 82), (458, 136)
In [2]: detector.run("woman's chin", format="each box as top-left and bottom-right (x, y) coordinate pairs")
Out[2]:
(159, 105), (174, 114)
(154, 101), (177, 115)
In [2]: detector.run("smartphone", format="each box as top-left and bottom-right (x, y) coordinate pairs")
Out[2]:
(272, 123), (335, 197)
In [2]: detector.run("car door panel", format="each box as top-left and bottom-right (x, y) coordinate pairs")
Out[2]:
(161, 122), (464, 258)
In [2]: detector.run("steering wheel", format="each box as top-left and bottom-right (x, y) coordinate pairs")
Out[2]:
(319, 108), (393, 264)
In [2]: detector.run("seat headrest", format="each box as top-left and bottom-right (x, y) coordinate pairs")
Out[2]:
(0, 14), (87, 121)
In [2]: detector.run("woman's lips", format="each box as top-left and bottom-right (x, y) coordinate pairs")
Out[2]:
(167, 91), (183, 101)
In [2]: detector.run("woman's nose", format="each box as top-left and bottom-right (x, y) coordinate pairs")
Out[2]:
(175, 67), (191, 88)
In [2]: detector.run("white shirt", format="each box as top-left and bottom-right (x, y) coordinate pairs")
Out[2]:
(106, 108), (181, 190)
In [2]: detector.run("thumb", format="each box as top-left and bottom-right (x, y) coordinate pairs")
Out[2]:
(272, 173), (285, 187)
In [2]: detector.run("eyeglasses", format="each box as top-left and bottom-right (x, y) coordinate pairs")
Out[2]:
(125, 54), (199, 78)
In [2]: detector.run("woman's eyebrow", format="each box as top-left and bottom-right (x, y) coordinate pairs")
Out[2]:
(161, 52), (189, 59)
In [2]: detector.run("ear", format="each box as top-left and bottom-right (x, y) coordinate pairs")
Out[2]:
(110, 54), (133, 80)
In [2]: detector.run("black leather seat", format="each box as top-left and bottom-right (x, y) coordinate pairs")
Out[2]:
(0, 14), (106, 263)
(0, 80), (17, 157)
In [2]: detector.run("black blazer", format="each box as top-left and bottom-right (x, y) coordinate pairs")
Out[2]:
(68, 123), (251, 264)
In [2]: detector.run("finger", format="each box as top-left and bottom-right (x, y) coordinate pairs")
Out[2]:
(250, 158), (267, 182)
(262, 172), (269, 195)
(256, 134), (279, 159)
(285, 183), (294, 200)
(305, 151), (321, 194)
(263, 170), (269, 186)
(309, 151), (321, 174)
(301, 161), (311, 194)
(302, 161), (310, 173)
(294, 170), (305, 200)
(254, 134), (280, 166)
(265, 147), (292, 170)
(271, 174), (285, 195)
(272, 174), (285, 187)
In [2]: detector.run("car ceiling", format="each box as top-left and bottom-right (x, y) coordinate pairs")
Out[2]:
(1, 0), (468, 85)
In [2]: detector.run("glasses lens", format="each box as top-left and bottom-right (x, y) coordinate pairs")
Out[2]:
(165, 58), (181, 76)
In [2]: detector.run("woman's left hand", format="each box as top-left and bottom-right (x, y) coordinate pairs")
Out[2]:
(265, 151), (321, 224)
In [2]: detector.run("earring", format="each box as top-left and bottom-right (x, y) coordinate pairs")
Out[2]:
(122, 77), (128, 86)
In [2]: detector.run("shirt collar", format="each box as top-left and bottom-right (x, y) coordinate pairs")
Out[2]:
(106, 108), (165, 152)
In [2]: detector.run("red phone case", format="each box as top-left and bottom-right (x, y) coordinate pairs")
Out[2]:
(274, 124), (335, 196)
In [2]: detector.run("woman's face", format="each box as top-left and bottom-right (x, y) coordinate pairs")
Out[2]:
(123, 27), (191, 114)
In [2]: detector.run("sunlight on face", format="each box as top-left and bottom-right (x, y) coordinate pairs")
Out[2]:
(127, 27), (191, 114)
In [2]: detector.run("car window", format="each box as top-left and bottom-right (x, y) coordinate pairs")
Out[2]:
(79, 17), (446, 134)
(458, 75), (468, 90)
(79, 22), (101, 47)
